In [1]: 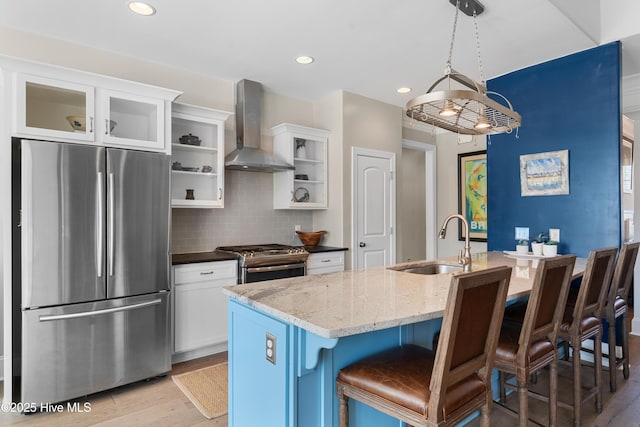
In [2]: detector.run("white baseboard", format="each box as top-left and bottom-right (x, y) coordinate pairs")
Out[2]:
(172, 342), (228, 364)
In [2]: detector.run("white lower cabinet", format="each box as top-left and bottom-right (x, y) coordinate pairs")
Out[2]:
(307, 251), (345, 275)
(172, 260), (237, 362)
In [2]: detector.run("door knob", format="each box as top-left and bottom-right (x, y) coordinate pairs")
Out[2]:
(359, 242), (366, 248)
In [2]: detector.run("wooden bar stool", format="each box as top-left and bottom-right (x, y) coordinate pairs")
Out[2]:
(494, 254), (576, 427)
(335, 266), (512, 427)
(602, 242), (639, 392)
(558, 247), (617, 427)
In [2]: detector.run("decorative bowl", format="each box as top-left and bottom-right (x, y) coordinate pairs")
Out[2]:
(296, 230), (326, 247)
(66, 116), (116, 132)
(66, 115), (85, 131)
(179, 133), (201, 146)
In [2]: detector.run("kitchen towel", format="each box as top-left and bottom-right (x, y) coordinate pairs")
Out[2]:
(172, 362), (228, 419)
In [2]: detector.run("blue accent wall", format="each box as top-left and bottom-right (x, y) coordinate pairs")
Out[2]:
(487, 42), (622, 258)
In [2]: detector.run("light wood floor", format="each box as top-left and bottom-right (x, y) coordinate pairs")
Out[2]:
(3, 336), (640, 426)
(467, 334), (640, 427)
(0, 352), (228, 427)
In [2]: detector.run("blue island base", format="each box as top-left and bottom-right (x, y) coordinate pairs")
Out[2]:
(228, 300), (495, 427)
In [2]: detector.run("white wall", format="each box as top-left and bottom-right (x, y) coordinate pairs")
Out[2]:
(399, 147), (426, 262)
(342, 92), (403, 268)
(312, 91), (344, 247)
(0, 27), (234, 112)
(627, 113), (640, 335)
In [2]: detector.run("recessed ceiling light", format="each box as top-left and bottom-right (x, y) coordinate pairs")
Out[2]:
(128, 1), (156, 16)
(295, 56), (314, 65)
(397, 87), (412, 94)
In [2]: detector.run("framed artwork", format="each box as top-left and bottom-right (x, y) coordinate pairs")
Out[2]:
(520, 150), (569, 196)
(623, 138), (633, 194)
(458, 150), (487, 242)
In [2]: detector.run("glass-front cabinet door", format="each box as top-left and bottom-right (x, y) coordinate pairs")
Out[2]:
(101, 89), (165, 151)
(15, 74), (95, 142)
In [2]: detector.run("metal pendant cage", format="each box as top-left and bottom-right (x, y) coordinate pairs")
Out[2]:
(405, 0), (521, 136)
(405, 71), (521, 135)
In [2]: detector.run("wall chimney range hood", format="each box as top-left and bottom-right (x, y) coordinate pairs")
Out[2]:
(225, 79), (294, 172)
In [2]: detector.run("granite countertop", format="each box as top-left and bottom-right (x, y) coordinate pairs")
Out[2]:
(223, 251), (587, 339)
(172, 251), (238, 265)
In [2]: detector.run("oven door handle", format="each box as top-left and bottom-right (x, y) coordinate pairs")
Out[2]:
(246, 263), (306, 273)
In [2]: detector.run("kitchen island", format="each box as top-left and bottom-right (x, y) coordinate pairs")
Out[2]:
(223, 251), (587, 427)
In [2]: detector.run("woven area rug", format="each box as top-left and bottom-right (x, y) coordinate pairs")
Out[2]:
(172, 362), (228, 419)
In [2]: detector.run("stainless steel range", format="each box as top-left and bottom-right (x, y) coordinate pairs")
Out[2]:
(216, 244), (309, 284)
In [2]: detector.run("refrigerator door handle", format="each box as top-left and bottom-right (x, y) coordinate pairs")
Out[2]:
(39, 298), (162, 322)
(96, 172), (104, 277)
(108, 172), (115, 277)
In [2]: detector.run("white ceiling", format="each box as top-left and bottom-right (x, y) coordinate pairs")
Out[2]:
(0, 0), (638, 108)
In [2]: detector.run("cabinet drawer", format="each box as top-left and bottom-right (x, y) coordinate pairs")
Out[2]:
(307, 252), (344, 274)
(174, 260), (237, 284)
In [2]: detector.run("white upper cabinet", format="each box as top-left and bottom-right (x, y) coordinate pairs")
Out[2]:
(6, 57), (180, 153)
(100, 89), (166, 151)
(271, 123), (329, 210)
(171, 103), (231, 208)
(16, 74), (96, 142)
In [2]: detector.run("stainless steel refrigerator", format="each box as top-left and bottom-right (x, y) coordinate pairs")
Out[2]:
(13, 138), (171, 405)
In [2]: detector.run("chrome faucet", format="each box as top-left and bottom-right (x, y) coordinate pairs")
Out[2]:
(439, 214), (472, 271)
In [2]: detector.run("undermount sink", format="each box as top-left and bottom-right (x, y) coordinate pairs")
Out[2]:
(388, 262), (464, 275)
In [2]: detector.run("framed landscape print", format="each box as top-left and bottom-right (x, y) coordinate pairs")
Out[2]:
(458, 150), (487, 242)
(520, 150), (569, 196)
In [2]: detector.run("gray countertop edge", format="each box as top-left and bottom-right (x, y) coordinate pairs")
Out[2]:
(172, 246), (347, 265)
(172, 251), (238, 265)
(305, 246), (348, 253)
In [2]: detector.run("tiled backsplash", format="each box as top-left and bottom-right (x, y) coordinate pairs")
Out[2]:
(172, 170), (313, 253)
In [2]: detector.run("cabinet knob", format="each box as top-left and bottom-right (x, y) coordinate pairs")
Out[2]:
(359, 242), (366, 248)
(218, 188), (223, 200)
(104, 119), (109, 135)
(89, 117), (94, 133)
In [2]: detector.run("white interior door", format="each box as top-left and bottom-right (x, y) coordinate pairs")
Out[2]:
(353, 148), (395, 269)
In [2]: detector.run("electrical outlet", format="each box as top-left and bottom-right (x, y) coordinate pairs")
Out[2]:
(515, 227), (529, 241)
(549, 228), (560, 243)
(266, 333), (276, 365)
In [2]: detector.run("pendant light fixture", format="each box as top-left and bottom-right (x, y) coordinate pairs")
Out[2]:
(406, 0), (521, 135)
